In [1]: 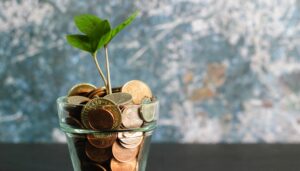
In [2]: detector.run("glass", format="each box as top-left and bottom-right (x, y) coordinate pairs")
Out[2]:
(57, 96), (159, 171)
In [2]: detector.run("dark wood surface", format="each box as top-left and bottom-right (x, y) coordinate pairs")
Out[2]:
(0, 143), (300, 171)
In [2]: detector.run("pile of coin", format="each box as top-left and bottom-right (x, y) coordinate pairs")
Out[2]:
(63, 80), (157, 171)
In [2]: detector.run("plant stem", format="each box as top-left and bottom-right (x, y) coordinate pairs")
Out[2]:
(104, 45), (112, 94)
(92, 52), (107, 87)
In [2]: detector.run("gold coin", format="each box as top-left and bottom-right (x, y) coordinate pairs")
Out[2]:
(81, 98), (121, 129)
(110, 158), (136, 171)
(104, 92), (132, 105)
(112, 141), (139, 163)
(68, 83), (96, 97)
(121, 105), (143, 128)
(121, 80), (152, 104)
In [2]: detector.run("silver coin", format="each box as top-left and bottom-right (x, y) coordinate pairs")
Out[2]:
(121, 105), (143, 128)
(104, 92), (132, 105)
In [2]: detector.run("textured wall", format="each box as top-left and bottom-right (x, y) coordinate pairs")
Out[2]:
(1, 0), (300, 143)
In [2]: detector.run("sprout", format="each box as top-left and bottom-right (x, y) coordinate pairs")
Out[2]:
(66, 12), (138, 94)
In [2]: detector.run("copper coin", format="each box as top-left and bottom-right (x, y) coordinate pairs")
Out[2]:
(112, 87), (122, 93)
(85, 142), (112, 163)
(88, 87), (107, 98)
(73, 135), (87, 160)
(87, 133), (117, 148)
(104, 92), (132, 105)
(112, 141), (139, 163)
(88, 108), (114, 130)
(121, 80), (152, 104)
(68, 83), (96, 97)
(81, 162), (107, 171)
(81, 98), (121, 129)
(110, 158), (136, 171)
(66, 106), (83, 121)
(65, 117), (83, 128)
(88, 87), (123, 99)
(122, 106), (143, 128)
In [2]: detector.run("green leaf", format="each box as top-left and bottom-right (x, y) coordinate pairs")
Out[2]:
(68, 12), (138, 53)
(91, 20), (111, 52)
(97, 31), (112, 49)
(66, 34), (92, 53)
(74, 14), (103, 36)
(101, 11), (138, 46)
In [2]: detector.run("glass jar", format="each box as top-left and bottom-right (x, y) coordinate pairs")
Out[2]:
(57, 96), (159, 171)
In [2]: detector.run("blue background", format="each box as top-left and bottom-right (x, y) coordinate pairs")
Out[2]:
(1, 0), (300, 143)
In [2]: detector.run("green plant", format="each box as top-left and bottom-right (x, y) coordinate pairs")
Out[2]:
(66, 11), (138, 94)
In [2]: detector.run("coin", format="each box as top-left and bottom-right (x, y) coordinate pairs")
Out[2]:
(119, 136), (143, 148)
(87, 87), (123, 99)
(81, 98), (122, 129)
(119, 141), (141, 149)
(118, 132), (143, 139)
(66, 96), (90, 121)
(87, 87), (106, 98)
(73, 135), (88, 160)
(67, 96), (90, 105)
(135, 162), (139, 171)
(110, 158), (136, 171)
(67, 108), (82, 122)
(112, 87), (122, 93)
(85, 142), (112, 163)
(141, 97), (152, 104)
(139, 103), (156, 122)
(121, 106), (143, 128)
(88, 108), (114, 130)
(68, 83), (96, 97)
(81, 162), (107, 171)
(104, 92), (133, 105)
(121, 80), (152, 104)
(104, 93), (132, 105)
(112, 141), (139, 163)
(87, 133), (117, 148)
(65, 117), (83, 128)
(118, 132), (143, 149)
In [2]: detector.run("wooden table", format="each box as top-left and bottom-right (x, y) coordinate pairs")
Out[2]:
(0, 143), (299, 171)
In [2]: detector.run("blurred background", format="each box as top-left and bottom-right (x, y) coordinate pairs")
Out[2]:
(0, 0), (300, 143)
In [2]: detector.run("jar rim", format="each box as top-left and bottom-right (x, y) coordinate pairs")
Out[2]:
(56, 96), (159, 107)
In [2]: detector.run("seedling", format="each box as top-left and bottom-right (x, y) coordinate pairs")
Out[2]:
(66, 12), (138, 94)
